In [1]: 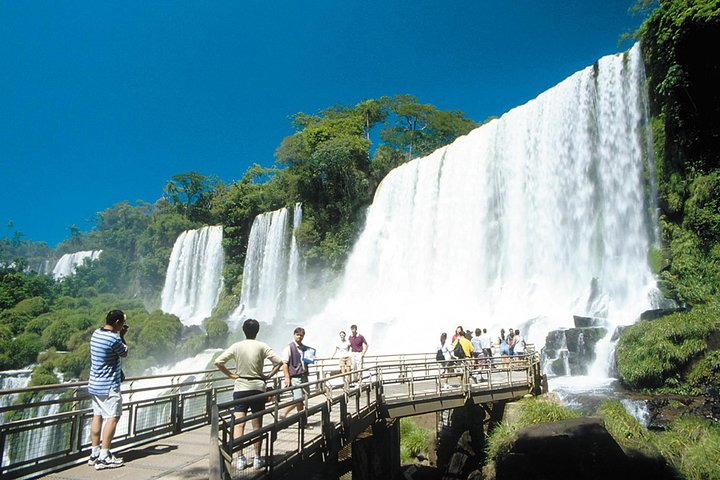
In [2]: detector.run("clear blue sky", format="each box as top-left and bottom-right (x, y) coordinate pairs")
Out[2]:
(0, 1), (645, 247)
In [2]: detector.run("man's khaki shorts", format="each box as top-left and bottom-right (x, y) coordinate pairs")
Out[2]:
(92, 388), (123, 418)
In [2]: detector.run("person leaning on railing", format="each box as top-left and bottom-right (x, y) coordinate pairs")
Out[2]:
(214, 318), (284, 470)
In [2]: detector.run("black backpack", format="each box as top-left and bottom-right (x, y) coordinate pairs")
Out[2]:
(453, 341), (466, 359)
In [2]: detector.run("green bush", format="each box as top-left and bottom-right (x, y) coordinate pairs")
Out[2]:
(685, 172), (720, 247)
(686, 349), (720, 390)
(0, 332), (43, 370)
(41, 319), (73, 351)
(399, 418), (429, 463)
(204, 317), (229, 348)
(29, 364), (59, 387)
(616, 303), (719, 390)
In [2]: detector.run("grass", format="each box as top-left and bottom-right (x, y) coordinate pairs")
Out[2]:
(485, 397), (720, 479)
(399, 417), (430, 464)
(654, 416), (720, 480)
(484, 397), (579, 462)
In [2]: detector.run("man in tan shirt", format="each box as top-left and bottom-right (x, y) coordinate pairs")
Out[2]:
(215, 318), (283, 470)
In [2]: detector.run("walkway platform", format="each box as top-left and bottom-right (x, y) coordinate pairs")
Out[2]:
(39, 426), (211, 480)
(3, 353), (542, 480)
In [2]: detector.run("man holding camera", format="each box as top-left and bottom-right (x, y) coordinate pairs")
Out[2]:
(87, 310), (129, 470)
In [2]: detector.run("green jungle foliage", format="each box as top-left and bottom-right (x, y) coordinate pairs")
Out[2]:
(638, 0), (720, 305)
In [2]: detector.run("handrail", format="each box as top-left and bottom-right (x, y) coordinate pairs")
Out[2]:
(211, 351), (542, 479)
(0, 350), (540, 480)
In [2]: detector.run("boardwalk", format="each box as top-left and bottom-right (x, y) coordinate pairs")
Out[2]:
(2, 353), (542, 480)
(39, 426), (211, 480)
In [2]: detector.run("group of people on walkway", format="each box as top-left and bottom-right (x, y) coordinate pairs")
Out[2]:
(86, 312), (369, 472)
(435, 325), (527, 388)
(437, 325), (527, 363)
(214, 320), (368, 470)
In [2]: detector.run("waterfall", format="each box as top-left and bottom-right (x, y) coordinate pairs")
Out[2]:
(309, 44), (657, 362)
(285, 203), (304, 319)
(621, 399), (651, 427)
(0, 370), (32, 422)
(161, 226), (224, 326)
(51, 250), (102, 279)
(230, 204), (304, 327)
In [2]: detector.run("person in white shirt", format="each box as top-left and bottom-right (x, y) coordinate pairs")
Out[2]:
(479, 328), (493, 359)
(331, 331), (352, 378)
(513, 329), (526, 355)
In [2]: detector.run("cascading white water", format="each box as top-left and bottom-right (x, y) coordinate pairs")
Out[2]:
(285, 203), (304, 319)
(230, 204), (304, 327)
(51, 250), (102, 279)
(309, 44), (657, 366)
(161, 226), (224, 326)
(0, 370), (32, 422)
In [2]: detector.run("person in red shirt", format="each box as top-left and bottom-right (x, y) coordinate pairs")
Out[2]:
(348, 324), (368, 385)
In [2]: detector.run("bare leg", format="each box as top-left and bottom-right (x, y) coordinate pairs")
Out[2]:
(90, 415), (103, 447)
(101, 416), (119, 450)
(233, 412), (247, 457)
(251, 416), (263, 458)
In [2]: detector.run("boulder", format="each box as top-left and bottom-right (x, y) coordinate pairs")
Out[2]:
(639, 307), (686, 321)
(572, 315), (607, 328)
(493, 417), (673, 480)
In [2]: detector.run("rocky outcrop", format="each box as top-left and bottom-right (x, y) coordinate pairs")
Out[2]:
(488, 417), (674, 480)
(542, 327), (607, 376)
(639, 307), (687, 321)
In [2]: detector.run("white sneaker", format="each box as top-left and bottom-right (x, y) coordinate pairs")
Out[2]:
(94, 453), (124, 470)
(237, 455), (248, 469)
(253, 456), (266, 469)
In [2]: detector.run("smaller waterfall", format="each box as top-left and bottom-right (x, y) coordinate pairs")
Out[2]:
(1, 376), (65, 468)
(230, 204), (304, 327)
(285, 203), (304, 318)
(621, 399), (651, 427)
(0, 370), (33, 422)
(52, 250), (102, 279)
(161, 226), (224, 326)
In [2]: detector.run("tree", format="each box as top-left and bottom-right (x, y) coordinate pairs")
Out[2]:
(163, 172), (220, 221)
(380, 95), (477, 161)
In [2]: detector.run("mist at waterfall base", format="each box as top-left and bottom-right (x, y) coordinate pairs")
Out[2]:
(298, 44), (658, 386)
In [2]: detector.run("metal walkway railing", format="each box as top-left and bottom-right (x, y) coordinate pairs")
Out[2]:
(0, 351), (542, 480)
(211, 351), (543, 480)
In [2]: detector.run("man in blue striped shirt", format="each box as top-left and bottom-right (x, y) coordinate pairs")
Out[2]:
(88, 310), (129, 470)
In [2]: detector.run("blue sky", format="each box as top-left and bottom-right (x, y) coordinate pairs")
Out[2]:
(0, 1), (645, 247)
